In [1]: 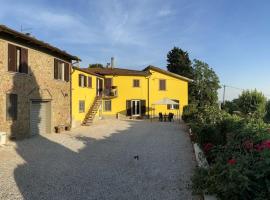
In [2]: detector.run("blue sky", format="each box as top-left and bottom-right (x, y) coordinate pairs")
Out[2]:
(1, 0), (270, 100)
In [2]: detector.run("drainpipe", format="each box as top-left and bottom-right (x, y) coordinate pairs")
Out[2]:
(147, 76), (150, 119)
(70, 61), (79, 128)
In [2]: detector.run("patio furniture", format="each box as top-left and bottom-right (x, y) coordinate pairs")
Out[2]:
(159, 112), (163, 122)
(151, 98), (180, 123)
(168, 113), (174, 122)
(163, 114), (168, 122)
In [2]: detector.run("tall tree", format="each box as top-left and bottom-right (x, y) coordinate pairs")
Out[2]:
(167, 47), (193, 78)
(88, 63), (104, 68)
(237, 90), (266, 118)
(190, 59), (220, 106)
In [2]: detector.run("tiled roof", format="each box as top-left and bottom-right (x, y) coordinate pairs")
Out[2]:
(84, 67), (150, 76)
(0, 25), (80, 61)
(72, 67), (104, 77)
(144, 65), (193, 82)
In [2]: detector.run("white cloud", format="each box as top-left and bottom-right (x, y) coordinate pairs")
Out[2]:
(158, 8), (173, 17)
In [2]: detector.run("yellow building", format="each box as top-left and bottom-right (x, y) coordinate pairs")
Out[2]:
(71, 65), (192, 126)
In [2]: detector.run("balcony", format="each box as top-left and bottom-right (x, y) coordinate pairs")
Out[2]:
(103, 86), (118, 99)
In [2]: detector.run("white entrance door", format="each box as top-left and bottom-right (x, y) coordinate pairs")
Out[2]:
(30, 101), (51, 135)
(131, 100), (141, 116)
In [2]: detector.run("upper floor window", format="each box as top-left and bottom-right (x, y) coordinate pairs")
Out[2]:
(88, 76), (92, 88)
(159, 79), (166, 91)
(79, 74), (87, 87)
(133, 79), (140, 87)
(8, 43), (28, 73)
(6, 93), (18, 121)
(54, 59), (70, 82)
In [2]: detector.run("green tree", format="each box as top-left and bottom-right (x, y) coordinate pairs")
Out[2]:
(166, 47), (193, 78)
(221, 99), (240, 114)
(88, 63), (104, 68)
(237, 90), (267, 118)
(189, 59), (220, 106)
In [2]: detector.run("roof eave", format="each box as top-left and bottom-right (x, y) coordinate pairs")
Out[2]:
(0, 25), (80, 62)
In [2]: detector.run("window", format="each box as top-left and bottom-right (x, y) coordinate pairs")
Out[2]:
(6, 94), (18, 121)
(54, 59), (70, 81)
(79, 74), (87, 87)
(79, 100), (85, 113)
(88, 76), (92, 88)
(133, 79), (140, 87)
(159, 79), (166, 91)
(167, 100), (179, 110)
(104, 100), (112, 112)
(8, 43), (28, 73)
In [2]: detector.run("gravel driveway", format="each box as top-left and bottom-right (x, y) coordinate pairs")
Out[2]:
(0, 119), (197, 200)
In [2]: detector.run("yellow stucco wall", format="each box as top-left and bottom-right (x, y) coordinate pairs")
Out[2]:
(147, 69), (188, 117)
(71, 69), (99, 125)
(71, 67), (189, 121)
(102, 69), (188, 117)
(102, 75), (148, 116)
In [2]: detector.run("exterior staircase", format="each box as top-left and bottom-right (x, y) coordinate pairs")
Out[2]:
(82, 96), (102, 126)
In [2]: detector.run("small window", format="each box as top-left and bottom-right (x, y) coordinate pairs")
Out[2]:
(78, 74), (87, 87)
(6, 94), (18, 121)
(54, 59), (69, 81)
(88, 77), (92, 88)
(79, 100), (85, 113)
(133, 79), (140, 87)
(104, 100), (112, 112)
(8, 44), (28, 73)
(159, 79), (166, 91)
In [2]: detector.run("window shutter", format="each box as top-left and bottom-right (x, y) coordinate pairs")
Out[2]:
(64, 63), (70, 82)
(8, 44), (17, 72)
(20, 48), (28, 74)
(159, 80), (166, 90)
(54, 59), (58, 79)
(78, 74), (82, 87)
(105, 78), (112, 89)
(126, 100), (131, 116)
(164, 80), (166, 90)
(6, 94), (17, 121)
(88, 77), (92, 88)
(84, 75), (87, 87)
(167, 104), (171, 110)
(141, 100), (146, 116)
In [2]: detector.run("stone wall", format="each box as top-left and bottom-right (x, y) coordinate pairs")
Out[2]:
(0, 39), (71, 139)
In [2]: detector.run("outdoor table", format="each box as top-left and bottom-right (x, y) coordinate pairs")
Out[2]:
(164, 114), (168, 122)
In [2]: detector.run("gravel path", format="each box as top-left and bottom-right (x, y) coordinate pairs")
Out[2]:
(0, 119), (197, 200)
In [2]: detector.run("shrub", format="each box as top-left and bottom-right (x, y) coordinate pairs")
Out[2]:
(191, 116), (270, 200)
(237, 90), (267, 118)
(182, 103), (198, 122)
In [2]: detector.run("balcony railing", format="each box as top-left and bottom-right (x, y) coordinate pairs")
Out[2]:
(103, 86), (118, 98)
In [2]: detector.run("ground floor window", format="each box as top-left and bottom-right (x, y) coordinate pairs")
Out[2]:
(104, 100), (112, 112)
(79, 100), (85, 113)
(6, 93), (18, 121)
(167, 100), (179, 110)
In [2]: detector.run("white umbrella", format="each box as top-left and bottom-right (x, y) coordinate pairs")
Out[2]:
(153, 98), (179, 105)
(151, 98), (180, 123)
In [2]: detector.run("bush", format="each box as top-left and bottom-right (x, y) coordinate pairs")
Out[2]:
(182, 104), (198, 122)
(191, 114), (270, 200)
(237, 90), (267, 118)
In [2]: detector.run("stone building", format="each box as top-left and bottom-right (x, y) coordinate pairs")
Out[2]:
(0, 25), (80, 139)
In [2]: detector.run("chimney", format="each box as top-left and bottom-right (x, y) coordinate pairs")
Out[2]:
(111, 57), (115, 68)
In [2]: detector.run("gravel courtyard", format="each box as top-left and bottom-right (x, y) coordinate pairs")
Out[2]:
(0, 119), (197, 200)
